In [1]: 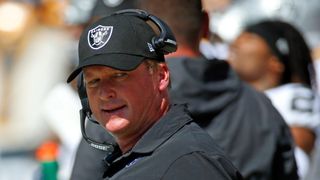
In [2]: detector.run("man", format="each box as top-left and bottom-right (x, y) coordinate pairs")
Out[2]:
(67, 11), (242, 179)
(138, 0), (298, 180)
(229, 20), (320, 178)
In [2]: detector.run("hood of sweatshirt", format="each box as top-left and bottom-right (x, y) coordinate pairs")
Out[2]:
(167, 56), (242, 119)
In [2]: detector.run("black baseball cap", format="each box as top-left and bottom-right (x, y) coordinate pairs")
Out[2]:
(67, 12), (164, 83)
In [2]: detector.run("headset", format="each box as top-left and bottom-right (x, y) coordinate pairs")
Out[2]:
(113, 9), (177, 55)
(77, 9), (177, 156)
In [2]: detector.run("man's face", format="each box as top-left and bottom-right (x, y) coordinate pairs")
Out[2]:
(228, 32), (273, 82)
(83, 62), (167, 140)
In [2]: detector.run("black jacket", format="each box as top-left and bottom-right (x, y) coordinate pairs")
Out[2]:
(71, 57), (298, 180)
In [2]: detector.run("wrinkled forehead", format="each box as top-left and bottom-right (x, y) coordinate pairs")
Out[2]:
(82, 65), (130, 77)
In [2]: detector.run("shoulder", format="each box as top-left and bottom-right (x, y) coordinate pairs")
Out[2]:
(265, 84), (314, 102)
(265, 84), (320, 128)
(162, 150), (242, 180)
(161, 122), (242, 179)
(167, 121), (225, 155)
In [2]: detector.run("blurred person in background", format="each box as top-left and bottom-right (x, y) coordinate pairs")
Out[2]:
(38, 0), (112, 178)
(229, 19), (320, 179)
(70, 0), (298, 179)
(41, 68), (82, 180)
(0, 0), (77, 179)
(39, 0), (93, 178)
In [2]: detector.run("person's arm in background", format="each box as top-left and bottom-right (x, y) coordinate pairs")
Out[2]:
(312, 46), (320, 94)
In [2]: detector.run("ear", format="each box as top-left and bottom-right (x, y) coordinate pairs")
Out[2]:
(158, 63), (170, 91)
(201, 11), (210, 39)
(268, 56), (284, 74)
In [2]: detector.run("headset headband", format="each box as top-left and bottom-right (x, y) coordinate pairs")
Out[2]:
(112, 9), (177, 54)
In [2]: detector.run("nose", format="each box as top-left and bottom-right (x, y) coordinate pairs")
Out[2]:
(99, 81), (116, 101)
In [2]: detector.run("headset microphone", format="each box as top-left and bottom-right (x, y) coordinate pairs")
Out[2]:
(79, 109), (116, 152)
(77, 73), (118, 154)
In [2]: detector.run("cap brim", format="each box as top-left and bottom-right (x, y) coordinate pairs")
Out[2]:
(67, 54), (144, 83)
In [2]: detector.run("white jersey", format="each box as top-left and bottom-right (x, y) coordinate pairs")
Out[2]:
(266, 83), (320, 179)
(265, 83), (320, 130)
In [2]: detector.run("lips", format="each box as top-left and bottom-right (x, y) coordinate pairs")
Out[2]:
(102, 105), (126, 114)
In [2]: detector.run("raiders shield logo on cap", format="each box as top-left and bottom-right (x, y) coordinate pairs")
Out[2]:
(88, 25), (113, 50)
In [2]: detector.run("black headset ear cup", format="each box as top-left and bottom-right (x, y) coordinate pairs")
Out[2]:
(151, 36), (165, 50)
(148, 14), (177, 54)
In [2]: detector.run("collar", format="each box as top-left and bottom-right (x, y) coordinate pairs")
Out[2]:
(130, 104), (193, 154)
